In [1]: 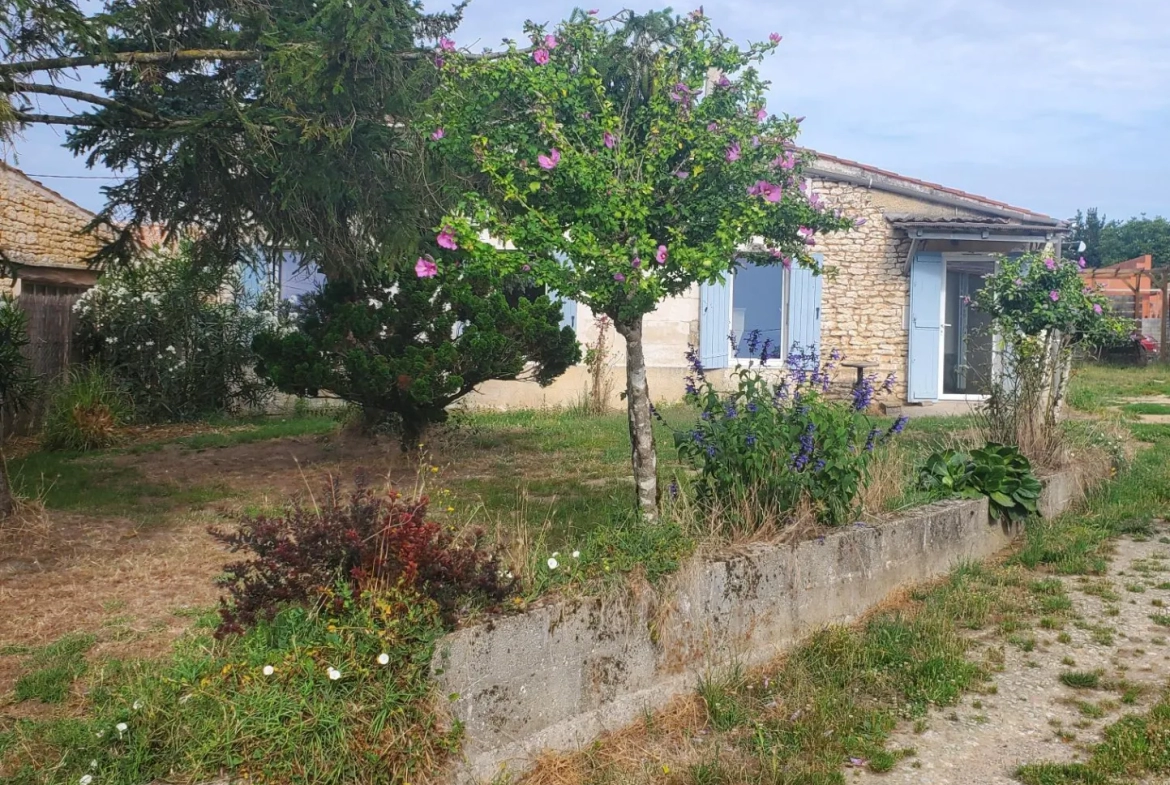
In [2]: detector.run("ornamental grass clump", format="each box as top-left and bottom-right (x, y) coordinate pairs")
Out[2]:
(676, 334), (904, 526)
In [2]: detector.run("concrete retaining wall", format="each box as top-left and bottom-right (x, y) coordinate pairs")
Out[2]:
(432, 472), (1085, 783)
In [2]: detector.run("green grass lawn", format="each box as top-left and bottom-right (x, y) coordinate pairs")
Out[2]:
(5, 413), (343, 523)
(1067, 362), (1170, 412)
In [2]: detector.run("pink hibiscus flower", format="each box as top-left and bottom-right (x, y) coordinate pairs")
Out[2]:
(1049, 290), (1060, 302)
(725, 142), (741, 162)
(769, 32), (782, 43)
(674, 170), (690, 179)
(603, 131), (616, 149)
(537, 148), (561, 169)
(656, 245), (668, 264)
(587, 8), (598, 14)
(631, 256), (642, 268)
(756, 107), (767, 122)
(533, 48), (550, 65)
(1078, 256), (1087, 268)
(438, 36), (455, 51)
(771, 151), (797, 170)
(1093, 303), (1103, 314)
(415, 257), (438, 278)
(544, 34), (558, 48)
(436, 227), (458, 250)
(613, 272), (625, 282)
(1044, 257), (1056, 270)
(430, 127), (445, 141)
(797, 226), (816, 246)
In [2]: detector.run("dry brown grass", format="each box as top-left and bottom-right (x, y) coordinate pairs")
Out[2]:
(521, 694), (712, 785)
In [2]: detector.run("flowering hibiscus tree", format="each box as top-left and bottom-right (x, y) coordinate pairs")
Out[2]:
(427, 9), (852, 516)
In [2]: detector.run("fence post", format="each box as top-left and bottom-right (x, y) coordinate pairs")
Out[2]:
(1161, 268), (1169, 365)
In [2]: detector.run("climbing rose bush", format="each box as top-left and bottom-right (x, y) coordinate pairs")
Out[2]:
(74, 244), (274, 421)
(425, 9), (854, 514)
(676, 336), (904, 526)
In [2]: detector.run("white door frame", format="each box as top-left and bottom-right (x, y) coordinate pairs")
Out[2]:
(938, 253), (997, 401)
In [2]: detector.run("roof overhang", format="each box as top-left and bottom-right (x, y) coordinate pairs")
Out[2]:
(894, 219), (1066, 274)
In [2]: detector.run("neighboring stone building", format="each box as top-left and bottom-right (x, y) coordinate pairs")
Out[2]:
(469, 151), (1066, 410)
(0, 162), (105, 295)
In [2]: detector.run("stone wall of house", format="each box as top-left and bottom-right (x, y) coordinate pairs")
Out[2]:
(811, 179), (916, 401)
(0, 164), (104, 282)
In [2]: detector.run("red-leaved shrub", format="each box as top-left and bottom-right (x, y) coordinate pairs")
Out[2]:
(209, 473), (510, 637)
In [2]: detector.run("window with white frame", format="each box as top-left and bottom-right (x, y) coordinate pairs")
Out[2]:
(731, 261), (785, 359)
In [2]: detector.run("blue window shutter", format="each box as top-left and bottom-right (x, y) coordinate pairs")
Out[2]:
(786, 255), (823, 357)
(908, 252), (944, 401)
(699, 274), (731, 368)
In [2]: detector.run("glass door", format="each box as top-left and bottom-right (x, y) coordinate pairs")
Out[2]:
(942, 260), (994, 396)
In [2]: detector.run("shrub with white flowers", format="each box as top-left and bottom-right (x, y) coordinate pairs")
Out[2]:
(75, 243), (275, 421)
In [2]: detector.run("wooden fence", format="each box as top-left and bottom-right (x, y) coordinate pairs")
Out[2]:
(1, 282), (86, 436)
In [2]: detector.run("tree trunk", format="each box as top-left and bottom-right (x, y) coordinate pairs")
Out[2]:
(615, 315), (659, 520)
(0, 450), (14, 521)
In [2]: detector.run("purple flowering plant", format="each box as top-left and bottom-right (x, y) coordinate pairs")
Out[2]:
(676, 335), (904, 525)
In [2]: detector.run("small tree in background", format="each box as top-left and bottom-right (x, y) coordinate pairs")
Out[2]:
(252, 267), (580, 443)
(974, 251), (1130, 462)
(429, 10), (852, 516)
(0, 294), (35, 518)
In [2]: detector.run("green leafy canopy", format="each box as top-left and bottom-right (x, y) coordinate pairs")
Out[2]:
(424, 9), (854, 322)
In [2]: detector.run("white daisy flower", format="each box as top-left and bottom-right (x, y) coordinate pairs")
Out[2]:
(377, 653), (390, 666)
(262, 665), (275, 676)
(572, 551), (580, 559)
(327, 667), (341, 681)
(547, 557), (559, 570)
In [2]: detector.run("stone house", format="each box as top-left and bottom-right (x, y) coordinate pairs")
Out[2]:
(1, 163), (108, 414)
(0, 162), (105, 296)
(470, 151), (1067, 410)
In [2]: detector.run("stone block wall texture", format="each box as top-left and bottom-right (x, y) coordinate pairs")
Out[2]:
(431, 470), (1087, 783)
(0, 164), (104, 280)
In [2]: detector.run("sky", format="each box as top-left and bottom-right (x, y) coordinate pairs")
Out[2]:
(5, 0), (1170, 223)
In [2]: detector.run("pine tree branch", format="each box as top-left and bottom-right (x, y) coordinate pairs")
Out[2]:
(8, 82), (159, 122)
(12, 110), (197, 127)
(0, 48), (261, 76)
